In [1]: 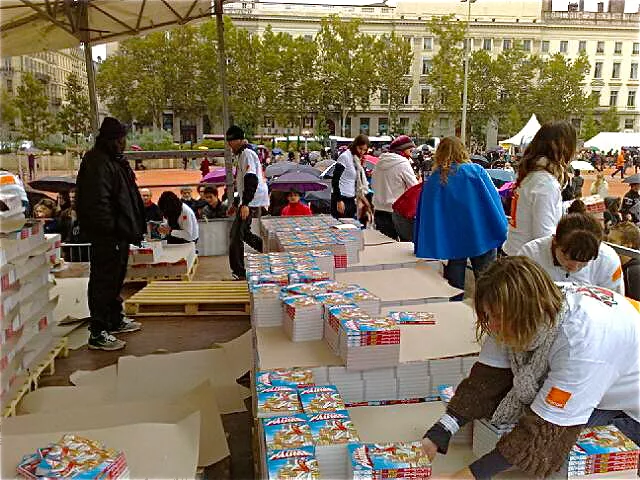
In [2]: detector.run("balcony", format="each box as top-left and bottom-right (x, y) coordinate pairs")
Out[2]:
(34, 72), (50, 83)
(542, 10), (640, 24)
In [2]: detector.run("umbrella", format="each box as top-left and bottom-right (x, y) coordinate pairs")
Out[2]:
(471, 154), (490, 168)
(129, 144), (143, 151)
(321, 163), (336, 179)
(201, 167), (235, 184)
(486, 169), (515, 183)
(272, 148), (283, 155)
(305, 189), (331, 202)
(498, 181), (516, 198)
(315, 159), (335, 171)
(29, 176), (76, 193)
(265, 161), (319, 178)
(364, 154), (379, 169)
(623, 174), (640, 184)
(570, 160), (595, 172)
(270, 172), (329, 192)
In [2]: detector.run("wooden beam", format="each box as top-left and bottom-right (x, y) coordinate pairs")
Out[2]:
(135, 0), (146, 31)
(160, 0), (183, 23)
(90, 3), (136, 33)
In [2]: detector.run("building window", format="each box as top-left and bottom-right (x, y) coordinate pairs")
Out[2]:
(596, 41), (604, 54)
(503, 39), (512, 50)
(463, 38), (473, 50)
(523, 39), (531, 52)
(612, 62), (621, 79)
(542, 40), (550, 53)
(399, 117), (410, 134)
(614, 42), (622, 54)
(423, 37), (433, 51)
(483, 38), (492, 51)
(379, 89), (389, 105)
(421, 87), (430, 105)
(591, 90), (601, 105)
(303, 116), (313, 128)
(422, 58), (432, 75)
(594, 62), (603, 78)
(439, 117), (449, 129)
(345, 117), (352, 135)
(162, 113), (173, 132)
(631, 63), (638, 80)
(628, 91), (636, 108)
(597, 1), (604, 12)
(403, 92), (410, 105)
(264, 116), (274, 128)
(634, 43), (640, 55)
(578, 40), (587, 53)
(378, 117), (388, 134)
(402, 36), (412, 47)
(626, 118), (635, 130)
(6, 79), (12, 93)
(359, 118), (370, 134)
(560, 41), (568, 53)
(609, 90), (618, 107)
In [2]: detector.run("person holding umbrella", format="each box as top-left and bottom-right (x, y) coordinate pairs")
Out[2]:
(372, 135), (419, 239)
(76, 117), (144, 351)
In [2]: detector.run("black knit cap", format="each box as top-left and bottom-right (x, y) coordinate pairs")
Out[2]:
(99, 117), (127, 140)
(226, 125), (244, 141)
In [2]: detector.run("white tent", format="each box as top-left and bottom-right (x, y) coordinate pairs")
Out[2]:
(584, 132), (640, 152)
(501, 114), (541, 146)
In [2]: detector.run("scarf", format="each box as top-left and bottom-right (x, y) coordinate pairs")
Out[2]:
(353, 155), (369, 200)
(491, 300), (568, 426)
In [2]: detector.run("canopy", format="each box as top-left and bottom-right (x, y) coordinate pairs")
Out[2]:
(584, 132), (640, 152)
(501, 114), (541, 146)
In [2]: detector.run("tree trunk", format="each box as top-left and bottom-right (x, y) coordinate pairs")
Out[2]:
(341, 109), (349, 137)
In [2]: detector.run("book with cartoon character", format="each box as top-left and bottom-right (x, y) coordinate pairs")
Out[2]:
(298, 385), (346, 414)
(263, 415), (314, 452)
(257, 386), (302, 418)
(266, 447), (320, 479)
(308, 410), (360, 446)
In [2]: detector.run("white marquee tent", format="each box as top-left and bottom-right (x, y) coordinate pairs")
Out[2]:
(501, 114), (541, 146)
(584, 132), (640, 152)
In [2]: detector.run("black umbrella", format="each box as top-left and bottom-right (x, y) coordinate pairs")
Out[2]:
(29, 176), (76, 193)
(471, 154), (490, 168)
(265, 161), (319, 178)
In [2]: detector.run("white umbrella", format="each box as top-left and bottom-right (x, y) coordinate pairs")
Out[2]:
(570, 160), (595, 172)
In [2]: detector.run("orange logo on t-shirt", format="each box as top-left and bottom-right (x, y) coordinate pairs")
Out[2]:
(612, 266), (622, 282)
(627, 297), (640, 313)
(545, 387), (572, 408)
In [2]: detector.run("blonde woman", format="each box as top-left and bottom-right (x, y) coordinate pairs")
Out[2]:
(590, 173), (609, 198)
(503, 121), (576, 255)
(414, 136), (507, 299)
(421, 256), (640, 479)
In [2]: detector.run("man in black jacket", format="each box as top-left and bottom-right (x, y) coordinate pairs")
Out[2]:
(76, 117), (145, 351)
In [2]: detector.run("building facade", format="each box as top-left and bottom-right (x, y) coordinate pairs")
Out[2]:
(225, 0), (639, 141)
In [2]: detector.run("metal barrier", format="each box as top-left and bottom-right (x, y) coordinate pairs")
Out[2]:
(61, 243), (91, 262)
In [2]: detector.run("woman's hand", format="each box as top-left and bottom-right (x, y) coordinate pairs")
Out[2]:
(421, 437), (438, 461)
(337, 200), (345, 214)
(158, 225), (171, 235)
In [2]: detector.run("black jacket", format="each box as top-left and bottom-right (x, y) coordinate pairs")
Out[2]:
(76, 142), (146, 245)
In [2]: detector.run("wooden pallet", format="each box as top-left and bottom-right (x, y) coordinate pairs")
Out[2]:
(124, 256), (199, 284)
(124, 281), (250, 317)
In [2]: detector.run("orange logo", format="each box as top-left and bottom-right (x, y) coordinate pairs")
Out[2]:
(627, 298), (640, 313)
(545, 387), (572, 408)
(612, 266), (622, 282)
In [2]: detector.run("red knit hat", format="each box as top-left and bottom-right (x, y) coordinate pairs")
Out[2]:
(390, 135), (416, 152)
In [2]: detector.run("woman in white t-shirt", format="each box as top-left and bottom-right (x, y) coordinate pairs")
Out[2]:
(421, 256), (640, 479)
(331, 134), (370, 220)
(157, 191), (199, 243)
(503, 121), (577, 255)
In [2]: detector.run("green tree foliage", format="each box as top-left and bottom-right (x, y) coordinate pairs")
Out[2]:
(15, 73), (54, 143)
(376, 32), (413, 132)
(0, 88), (19, 130)
(581, 108), (599, 140)
(56, 73), (91, 142)
(600, 106), (621, 132)
(95, 54), (135, 123)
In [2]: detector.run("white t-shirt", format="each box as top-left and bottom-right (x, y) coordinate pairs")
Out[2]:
(171, 203), (199, 242)
(479, 283), (640, 425)
(335, 150), (357, 198)
(503, 170), (562, 255)
(518, 235), (624, 295)
(237, 148), (269, 208)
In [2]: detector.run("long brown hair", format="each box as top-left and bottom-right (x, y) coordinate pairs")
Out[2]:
(349, 134), (369, 156)
(516, 120), (576, 186)
(475, 256), (563, 351)
(433, 136), (470, 184)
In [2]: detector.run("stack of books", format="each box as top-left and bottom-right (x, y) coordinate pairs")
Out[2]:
(396, 361), (431, 400)
(309, 410), (360, 478)
(566, 426), (640, 477)
(282, 295), (324, 342)
(327, 366), (365, 404)
(363, 368), (398, 402)
(266, 446), (320, 479)
(385, 311), (436, 325)
(250, 284), (284, 327)
(343, 288), (382, 316)
(299, 385), (346, 414)
(256, 368), (315, 390)
(338, 312), (401, 371)
(257, 386), (303, 418)
(428, 358), (465, 397)
(323, 304), (356, 354)
(348, 442), (432, 479)
(263, 414), (314, 452)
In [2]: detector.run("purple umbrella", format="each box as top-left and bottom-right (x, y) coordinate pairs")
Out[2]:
(270, 172), (329, 192)
(498, 181), (515, 198)
(201, 167), (235, 184)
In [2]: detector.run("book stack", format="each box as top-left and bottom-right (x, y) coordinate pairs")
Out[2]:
(128, 240), (163, 264)
(323, 303), (355, 354)
(385, 311), (436, 325)
(309, 410), (360, 478)
(289, 270), (332, 284)
(282, 283), (325, 298)
(257, 386), (303, 418)
(328, 366), (365, 404)
(308, 250), (335, 277)
(337, 311), (401, 371)
(250, 284), (283, 327)
(472, 419), (515, 458)
(263, 414), (314, 452)
(582, 195), (606, 214)
(246, 252), (331, 287)
(256, 368), (315, 390)
(363, 368), (398, 402)
(44, 233), (62, 268)
(343, 288), (382, 316)
(396, 361), (431, 400)
(428, 358), (464, 397)
(17, 434), (129, 479)
(565, 426), (640, 477)
(299, 385), (346, 414)
(348, 442), (432, 480)
(266, 446), (320, 479)
(282, 295), (324, 341)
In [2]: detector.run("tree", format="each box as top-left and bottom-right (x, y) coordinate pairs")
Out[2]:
(412, 108), (436, 139)
(0, 88), (19, 131)
(502, 104), (523, 137)
(316, 15), (380, 136)
(600, 106), (621, 132)
(581, 107), (599, 140)
(15, 73), (54, 143)
(56, 72), (91, 142)
(425, 15), (465, 129)
(376, 32), (413, 133)
(95, 53), (135, 123)
(467, 49), (500, 143)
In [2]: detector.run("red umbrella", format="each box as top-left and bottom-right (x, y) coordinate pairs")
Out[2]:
(364, 154), (379, 169)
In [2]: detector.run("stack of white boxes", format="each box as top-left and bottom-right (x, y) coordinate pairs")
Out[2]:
(281, 295), (324, 342)
(44, 233), (62, 268)
(250, 284), (283, 327)
(428, 358), (466, 397)
(397, 361), (432, 400)
(0, 221), (58, 411)
(362, 368), (398, 402)
(327, 366), (365, 404)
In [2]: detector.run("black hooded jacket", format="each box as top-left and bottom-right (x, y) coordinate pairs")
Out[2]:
(76, 139), (146, 245)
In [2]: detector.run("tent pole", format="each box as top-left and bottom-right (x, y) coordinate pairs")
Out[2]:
(215, 0), (235, 200)
(83, 43), (99, 134)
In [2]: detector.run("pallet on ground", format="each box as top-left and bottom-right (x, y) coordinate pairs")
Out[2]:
(124, 256), (199, 284)
(124, 281), (250, 317)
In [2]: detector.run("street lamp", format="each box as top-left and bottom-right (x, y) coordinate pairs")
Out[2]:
(460, 0), (477, 146)
(303, 129), (311, 151)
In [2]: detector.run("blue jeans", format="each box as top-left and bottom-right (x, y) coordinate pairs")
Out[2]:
(444, 248), (497, 301)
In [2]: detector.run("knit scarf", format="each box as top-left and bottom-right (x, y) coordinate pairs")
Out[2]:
(353, 155), (369, 200)
(491, 300), (568, 426)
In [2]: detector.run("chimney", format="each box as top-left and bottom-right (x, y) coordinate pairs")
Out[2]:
(541, 0), (552, 13)
(609, 0), (624, 13)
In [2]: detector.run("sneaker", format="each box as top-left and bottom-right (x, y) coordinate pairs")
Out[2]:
(231, 273), (246, 281)
(110, 317), (142, 334)
(88, 331), (126, 351)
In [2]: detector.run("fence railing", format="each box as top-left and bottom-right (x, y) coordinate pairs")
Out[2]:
(61, 243), (91, 262)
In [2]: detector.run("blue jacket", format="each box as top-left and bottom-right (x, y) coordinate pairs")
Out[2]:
(414, 162), (507, 260)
